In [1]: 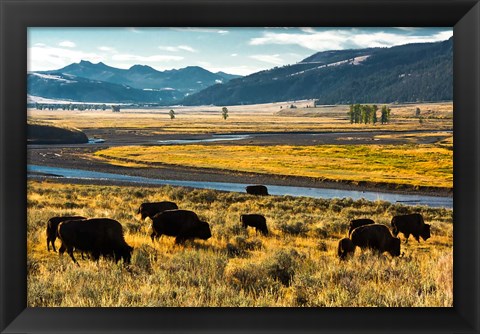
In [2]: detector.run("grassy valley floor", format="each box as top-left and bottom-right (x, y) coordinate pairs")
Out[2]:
(28, 181), (453, 307)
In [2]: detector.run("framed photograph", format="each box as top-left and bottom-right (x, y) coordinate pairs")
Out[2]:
(1, 0), (479, 333)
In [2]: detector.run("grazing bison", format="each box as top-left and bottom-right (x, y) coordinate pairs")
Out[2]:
(150, 209), (212, 244)
(46, 215), (86, 252)
(57, 218), (133, 264)
(351, 224), (401, 257)
(240, 214), (268, 236)
(137, 201), (178, 220)
(348, 218), (375, 236)
(245, 185), (269, 196)
(337, 237), (356, 260)
(391, 213), (430, 243)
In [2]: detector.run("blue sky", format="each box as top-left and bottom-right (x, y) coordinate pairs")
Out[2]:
(28, 27), (452, 75)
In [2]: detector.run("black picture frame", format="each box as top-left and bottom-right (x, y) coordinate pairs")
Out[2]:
(1, 0), (479, 333)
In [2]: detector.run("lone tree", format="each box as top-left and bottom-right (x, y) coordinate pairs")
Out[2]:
(380, 105), (391, 124)
(169, 109), (175, 119)
(222, 107), (229, 120)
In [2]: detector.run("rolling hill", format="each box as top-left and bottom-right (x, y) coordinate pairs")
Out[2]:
(27, 73), (183, 104)
(41, 61), (241, 93)
(181, 38), (452, 106)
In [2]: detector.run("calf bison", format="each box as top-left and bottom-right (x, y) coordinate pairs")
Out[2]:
(350, 224), (401, 257)
(150, 209), (212, 244)
(337, 237), (356, 260)
(46, 215), (86, 252)
(391, 213), (430, 243)
(348, 218), (375, 236)
(57, 218), (133, 264)
(245, 185), (269, 196)
(137, 201), (178, 220)
(240, 214), (268, 236)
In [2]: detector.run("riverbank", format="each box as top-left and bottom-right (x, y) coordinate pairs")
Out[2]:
(28, 145), (452, 198)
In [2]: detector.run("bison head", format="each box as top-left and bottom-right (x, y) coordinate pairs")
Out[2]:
(421, 224), (431, 241)
(388, 237), (401, 257)
(196, 221), (212, 240)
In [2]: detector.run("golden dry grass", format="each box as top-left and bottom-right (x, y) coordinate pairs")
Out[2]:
(27, 101), (452, 134)
(94, 143), (453, 189)
(27, 180), (453, 307)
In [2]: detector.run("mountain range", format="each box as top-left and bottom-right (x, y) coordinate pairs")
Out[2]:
(28, 38), (452, 106)
(182, 37), (452, 105)
(28, 62), (241, 105)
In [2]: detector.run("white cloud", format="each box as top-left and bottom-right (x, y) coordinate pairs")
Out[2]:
(98, 46), (117, 52)
(127, 27), (142, 33)
(171, 28), (229, 35)
(158, 45), (197, 52)
(249, 29), (453, 51)
(28, 45), (104, 71)
(249, 54), (284, 65)
(231, 53), (238, 57)
(300, 27), (316, 34)
(58, 40), (76, 48)
(112, 54), (184, 62)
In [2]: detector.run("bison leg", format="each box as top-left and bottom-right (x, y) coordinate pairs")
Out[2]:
(150, 231), (156, 243)
(404, 233), (410, 244)
(67, 248), (78, 265)
(51, 240), (57, 252)
(58, 243), (66, 255)
(175, 236), (187, 244)
(47, 238), (50, 252)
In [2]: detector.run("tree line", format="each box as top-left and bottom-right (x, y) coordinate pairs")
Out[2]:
(348, 104), (391, 125)
(33, 103), (121, 112)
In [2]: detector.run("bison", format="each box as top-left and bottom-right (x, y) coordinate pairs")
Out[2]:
(245, 185), (269, 196)
(150, 209), (212, 244)
(57, 218), (133, 264)
(348, 218), (375, 236)
(350, 224), (401, 257)
(391, 213), (430, 243)
(240, 214), (268, 236)
(137, 201), (178, 220)
(337, 237), (356, 260)
(46, 215), (86, 252)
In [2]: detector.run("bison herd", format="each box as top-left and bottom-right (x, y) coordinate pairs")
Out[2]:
(337, 213), (431, 260)
(43, 184), (432, 265)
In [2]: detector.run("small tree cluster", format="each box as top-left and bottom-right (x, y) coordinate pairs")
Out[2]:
(348, 104), (381, 124)
(169, 109), (175, 119)
(34, 103), (108, 111)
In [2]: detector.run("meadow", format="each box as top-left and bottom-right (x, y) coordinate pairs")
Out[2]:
(94, 142), (453, 190)
(27, 180), (453, 307)
(27, 101), (453, 134)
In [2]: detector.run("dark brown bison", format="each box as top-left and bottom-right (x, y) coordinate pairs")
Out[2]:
(391, 213), (430, 243)
(240, 214), (268, 236)
(348, 218), (375, 236)
(46, 215), (86, 252)
(137, 201), (178, 220)
(57, 218), (133, 264)
(337, 237), (356, 260)
(245, 185), (269, 196)
(150, 209), (212, 244)
(350, 224), (401, 257)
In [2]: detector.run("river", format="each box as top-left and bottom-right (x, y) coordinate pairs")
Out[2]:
(27, 164), (452, 209)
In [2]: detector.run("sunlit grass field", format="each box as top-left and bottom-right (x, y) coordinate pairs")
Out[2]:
(27, 101), (453, 134)
(27, 180), (453, 307)
(94, 143), (453, 189)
